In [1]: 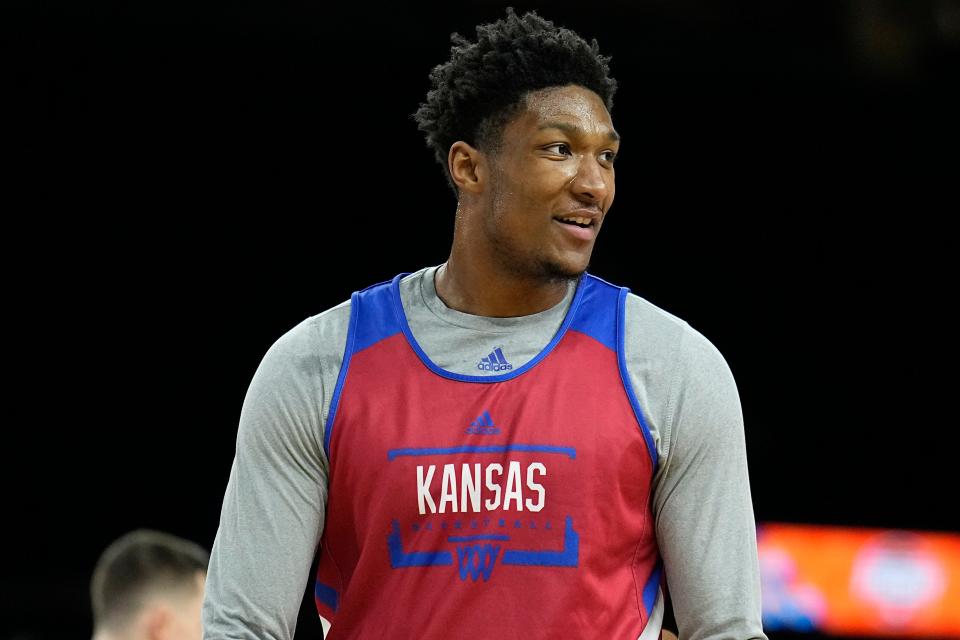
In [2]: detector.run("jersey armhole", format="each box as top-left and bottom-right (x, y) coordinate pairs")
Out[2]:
(616, 287), (659, 475)
(323, 291), (360, 461)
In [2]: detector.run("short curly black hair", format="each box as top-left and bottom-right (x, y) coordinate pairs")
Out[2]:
(413, 7), (618, 196)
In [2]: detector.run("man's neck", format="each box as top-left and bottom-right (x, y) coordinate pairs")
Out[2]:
(434, 260), (573, 317)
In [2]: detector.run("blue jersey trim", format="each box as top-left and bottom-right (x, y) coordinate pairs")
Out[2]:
(642, 559), (663, 617)
(616, 287), (659, 473)
(314, 581), (339, 612)
(325, 278), (404, 460)
(568, 276), (618, 351)
(353, 277), (404, 353)
(387, 444), (576, 461)
(323, 291), (361, 461)
(388, 272), (589, 383)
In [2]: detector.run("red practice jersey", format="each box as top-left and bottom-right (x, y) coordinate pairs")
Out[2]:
(314, 273), (662, 639)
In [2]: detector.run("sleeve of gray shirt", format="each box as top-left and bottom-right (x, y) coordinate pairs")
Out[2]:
(202, 303), (349, 640)
(626, 295), (767, 640)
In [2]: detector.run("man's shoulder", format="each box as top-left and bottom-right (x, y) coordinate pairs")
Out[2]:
(266, 268), (424, 359)
(623, 290), (686, 329)
(622, 290), (688, 344)
(621, 290), (729, 371)
(580, 272), (685, 334)
(270, 298), (353, 360)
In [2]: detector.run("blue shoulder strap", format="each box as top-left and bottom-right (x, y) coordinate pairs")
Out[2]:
(323, 274), (405, 459)
(571, 274), (659, 474)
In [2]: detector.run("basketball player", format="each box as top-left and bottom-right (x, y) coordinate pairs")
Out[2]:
(91, 529), (208, 640)
(203, 8), (766, 639)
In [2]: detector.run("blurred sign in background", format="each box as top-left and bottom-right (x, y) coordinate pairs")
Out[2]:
(760, 524), (960, 637)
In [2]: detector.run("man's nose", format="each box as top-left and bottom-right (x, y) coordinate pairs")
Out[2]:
(571, 155), (610, 205)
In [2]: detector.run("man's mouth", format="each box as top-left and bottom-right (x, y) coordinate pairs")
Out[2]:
(555, 216), (594, 229)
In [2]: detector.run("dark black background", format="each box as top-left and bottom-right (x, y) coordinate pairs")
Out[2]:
(5, 0), (958, 638)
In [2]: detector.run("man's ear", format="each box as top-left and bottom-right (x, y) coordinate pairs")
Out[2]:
(142, 603), (171, 640)
(448, 141), (486, 194)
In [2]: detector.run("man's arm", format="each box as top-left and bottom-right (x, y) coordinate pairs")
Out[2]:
(652, 322), (766, 640)
(203, 306), (348, 639)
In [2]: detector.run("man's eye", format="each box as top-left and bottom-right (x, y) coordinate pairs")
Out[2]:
(545, 143), (572, 155)
(602, 151), (618, 163)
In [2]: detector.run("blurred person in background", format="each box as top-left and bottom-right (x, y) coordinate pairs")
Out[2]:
(90, 529), (208, 640)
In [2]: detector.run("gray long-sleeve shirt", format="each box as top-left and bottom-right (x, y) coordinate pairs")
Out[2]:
(203, 266), (767, 640)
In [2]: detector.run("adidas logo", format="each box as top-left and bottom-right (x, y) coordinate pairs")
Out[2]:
(477, 347), (513, 372)
(466, 411), (500, 435)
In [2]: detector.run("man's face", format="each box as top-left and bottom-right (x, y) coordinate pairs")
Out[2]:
(481, 84), (619, 282)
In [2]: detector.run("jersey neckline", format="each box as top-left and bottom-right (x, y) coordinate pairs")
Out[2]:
(387, 271), (589, 383)
(417, 265), (576, 333)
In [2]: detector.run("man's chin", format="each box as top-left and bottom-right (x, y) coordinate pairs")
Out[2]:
(540, 259), (589, 283)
